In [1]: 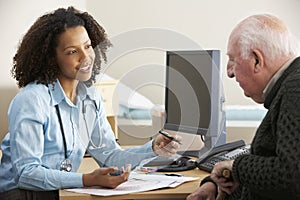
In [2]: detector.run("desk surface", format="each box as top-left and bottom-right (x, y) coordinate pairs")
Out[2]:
(60, 157), (209, 200)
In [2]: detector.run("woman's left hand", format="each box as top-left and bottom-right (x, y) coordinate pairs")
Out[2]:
(152, 134), (182, 156)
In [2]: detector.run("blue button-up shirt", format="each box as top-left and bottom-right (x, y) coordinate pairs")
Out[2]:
(0, 80), (155, 192)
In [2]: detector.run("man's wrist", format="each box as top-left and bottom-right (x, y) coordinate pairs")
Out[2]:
(200, 176), (218, 197)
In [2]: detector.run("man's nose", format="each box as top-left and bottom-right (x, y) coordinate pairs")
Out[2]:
(227, 65), (235, 78)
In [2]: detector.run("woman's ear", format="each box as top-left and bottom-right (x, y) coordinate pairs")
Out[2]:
(252, 49), (264, 73)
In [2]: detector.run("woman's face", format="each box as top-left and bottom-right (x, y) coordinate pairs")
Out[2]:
(55, 25), (95, 82)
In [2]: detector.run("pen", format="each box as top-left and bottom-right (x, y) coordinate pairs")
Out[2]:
(159, 130), (182, 145)
(165, 173), (183, 177)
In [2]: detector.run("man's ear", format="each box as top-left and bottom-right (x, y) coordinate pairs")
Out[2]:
(252, 49), (264, 73)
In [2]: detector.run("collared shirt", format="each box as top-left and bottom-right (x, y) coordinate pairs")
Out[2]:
(0, 80), (155, 192)
(262, 57), (297, 100)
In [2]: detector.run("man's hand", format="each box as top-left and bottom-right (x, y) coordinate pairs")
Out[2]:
(211, 160), (239, 195)
(152, 133), (182, 156)
(82, 164), (131, 188)
(186, 182), (217, 200)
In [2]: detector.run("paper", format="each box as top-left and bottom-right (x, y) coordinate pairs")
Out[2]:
(66, 171), (198, 196)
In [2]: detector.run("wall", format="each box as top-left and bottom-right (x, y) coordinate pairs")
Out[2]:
(1, 0), (300, 142)
(86, 0), (300, 105)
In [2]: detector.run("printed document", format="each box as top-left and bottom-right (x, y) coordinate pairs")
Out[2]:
(66, 171), (198, 196)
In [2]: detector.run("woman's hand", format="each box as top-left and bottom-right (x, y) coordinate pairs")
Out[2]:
(211, 160), (239, 195)
(82, 165), (131, 189)
(186, 182), (217, 200)
(152, 133), (182, 156)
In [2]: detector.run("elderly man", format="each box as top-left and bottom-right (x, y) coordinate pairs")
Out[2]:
(187, 14), (300, 200)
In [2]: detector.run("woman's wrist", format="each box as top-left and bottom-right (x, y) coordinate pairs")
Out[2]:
(82, 173), (94, 187)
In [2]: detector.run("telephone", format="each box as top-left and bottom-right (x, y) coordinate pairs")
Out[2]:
(196, 140), (251, 172)
(142, 155), (197, 172)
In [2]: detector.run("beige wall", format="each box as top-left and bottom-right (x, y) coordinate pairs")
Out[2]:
(86, 0), (300, 105)
(1, 0), (300, 142)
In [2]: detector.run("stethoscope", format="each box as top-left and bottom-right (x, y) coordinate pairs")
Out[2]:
(82, 100), (105, 149)
(55, 99), (103, 172)
(55, 104), (72, 172)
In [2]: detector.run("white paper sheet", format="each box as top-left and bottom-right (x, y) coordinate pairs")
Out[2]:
(66, 172), (198, 196)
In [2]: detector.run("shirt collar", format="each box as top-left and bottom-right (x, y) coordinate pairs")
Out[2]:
(49, 80), (98, 106)
(262, 57), (297, 100)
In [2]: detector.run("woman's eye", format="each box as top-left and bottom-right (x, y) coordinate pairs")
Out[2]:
(85, 44), (92, 49)
(68, 49), (77, 55)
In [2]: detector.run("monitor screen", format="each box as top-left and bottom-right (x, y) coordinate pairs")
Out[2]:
(164, 50), (225, 150)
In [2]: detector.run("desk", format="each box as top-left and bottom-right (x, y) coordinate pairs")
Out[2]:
(60, 157), (209, 200)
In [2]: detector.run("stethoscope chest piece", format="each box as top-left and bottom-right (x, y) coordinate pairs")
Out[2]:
(60, 159), (72, 172)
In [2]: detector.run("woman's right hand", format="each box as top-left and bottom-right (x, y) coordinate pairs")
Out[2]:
(82, 165), (130, 189)
(186, 182), (217, 200)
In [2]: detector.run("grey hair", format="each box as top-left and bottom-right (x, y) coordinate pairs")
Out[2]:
(233, 14), (300, 60)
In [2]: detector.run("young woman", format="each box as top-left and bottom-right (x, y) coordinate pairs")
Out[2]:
(0, 7), (180, 199)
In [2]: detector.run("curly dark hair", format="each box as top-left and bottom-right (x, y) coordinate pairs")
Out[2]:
(12, 6), (111, 88)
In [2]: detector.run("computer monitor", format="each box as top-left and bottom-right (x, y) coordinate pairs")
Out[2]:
(164, 50), (226, 155)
